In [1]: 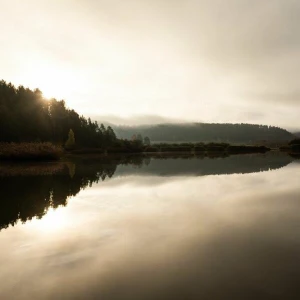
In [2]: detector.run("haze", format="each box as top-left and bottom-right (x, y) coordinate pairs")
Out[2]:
(1, 0), (299, 129)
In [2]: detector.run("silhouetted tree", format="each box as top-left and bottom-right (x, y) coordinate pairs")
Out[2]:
(144, 136), (151, 146)
(137, 133), (143, 143)
(106, 126), (117, 145)
(65, 129), (75, 149)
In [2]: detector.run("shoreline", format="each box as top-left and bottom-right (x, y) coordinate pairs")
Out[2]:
(1, 142), (299, 162)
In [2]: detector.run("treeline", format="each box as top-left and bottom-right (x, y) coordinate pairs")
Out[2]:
(113, 123), (295, 144)
(0, 80), (117, 147)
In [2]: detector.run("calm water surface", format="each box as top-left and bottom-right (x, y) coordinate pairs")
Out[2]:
(0, 153), (299, 299)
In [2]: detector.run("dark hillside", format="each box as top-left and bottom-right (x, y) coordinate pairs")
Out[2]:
(113, 123), (294, 144)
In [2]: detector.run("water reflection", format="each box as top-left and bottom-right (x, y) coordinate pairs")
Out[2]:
(0, 153), (299, 299)
(115, 152), (294, 176)
(0, 161), (116, 230)
(0, 153), (295, 231)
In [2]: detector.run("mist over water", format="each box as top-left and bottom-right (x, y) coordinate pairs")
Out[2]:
(0, 153), (299, 299)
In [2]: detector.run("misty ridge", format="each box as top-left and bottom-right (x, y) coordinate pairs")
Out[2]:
(113, 123), (294, 145)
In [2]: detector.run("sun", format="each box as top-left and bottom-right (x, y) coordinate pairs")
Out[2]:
(22, 60), (77, 101)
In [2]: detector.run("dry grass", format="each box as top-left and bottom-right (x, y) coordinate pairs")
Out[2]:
(0, 142), (63, 161)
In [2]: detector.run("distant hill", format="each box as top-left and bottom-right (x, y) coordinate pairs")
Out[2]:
(113, 123), (295, 144)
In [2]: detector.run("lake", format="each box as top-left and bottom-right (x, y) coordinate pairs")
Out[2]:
(0, 153), (299, 299)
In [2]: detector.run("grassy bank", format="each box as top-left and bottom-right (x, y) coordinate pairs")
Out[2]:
(0, 143), (63, 161)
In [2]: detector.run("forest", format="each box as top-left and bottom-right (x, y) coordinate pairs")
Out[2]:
(0, 80), (117, 147)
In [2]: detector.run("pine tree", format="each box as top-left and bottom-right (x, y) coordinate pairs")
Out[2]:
(65, 129), (75, 149)
(144, 136), (151, 146)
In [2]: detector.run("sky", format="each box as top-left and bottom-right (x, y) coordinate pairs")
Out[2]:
(0, 0), (299, 130)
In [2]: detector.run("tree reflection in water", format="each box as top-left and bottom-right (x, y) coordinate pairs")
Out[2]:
(0, 153), (295, 230)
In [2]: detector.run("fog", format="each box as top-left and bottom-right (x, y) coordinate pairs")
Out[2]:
(1, 0), (299, 129)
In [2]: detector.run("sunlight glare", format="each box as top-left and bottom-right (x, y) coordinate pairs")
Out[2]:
(30, 207), (69, 233)
(24, 61), (77, 101)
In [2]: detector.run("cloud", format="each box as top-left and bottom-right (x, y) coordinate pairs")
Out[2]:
(0, 0), (300, 128)
(244, 91), (300, 106)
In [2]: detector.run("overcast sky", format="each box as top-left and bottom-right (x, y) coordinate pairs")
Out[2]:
(1, 0), (299, 130)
